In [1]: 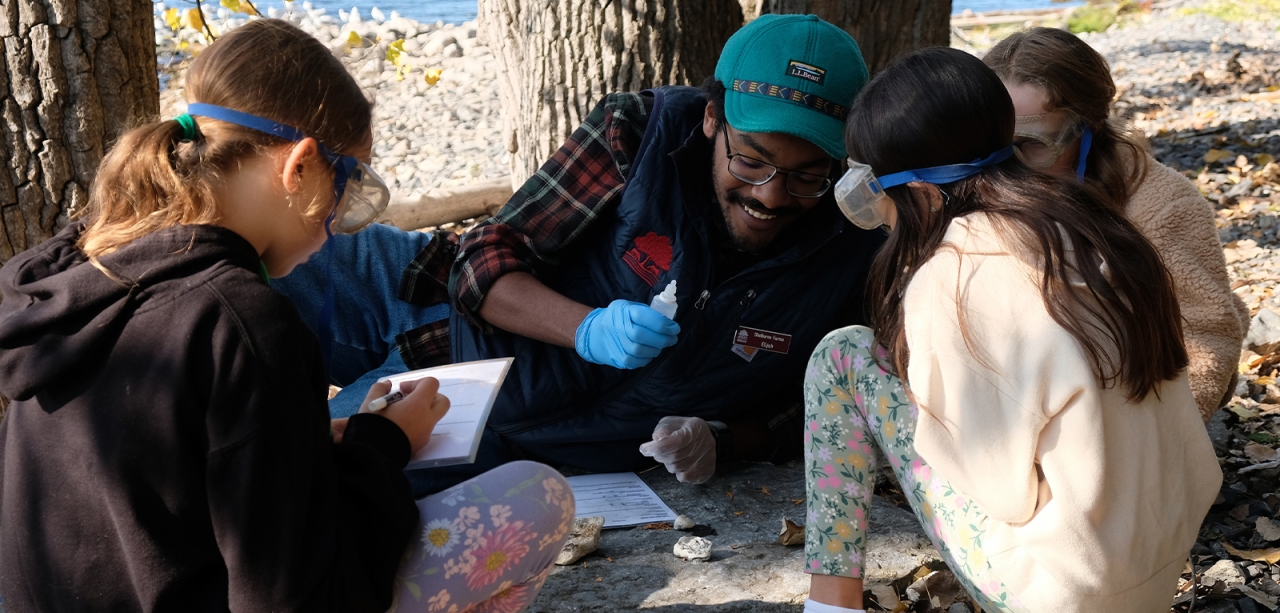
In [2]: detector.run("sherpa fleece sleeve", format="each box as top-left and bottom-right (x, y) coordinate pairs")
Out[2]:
(1125, 159), (1248, 421)
(198, 271), (417, 613)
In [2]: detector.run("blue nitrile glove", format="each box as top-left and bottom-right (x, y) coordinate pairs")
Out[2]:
(575, 299), (681, 369)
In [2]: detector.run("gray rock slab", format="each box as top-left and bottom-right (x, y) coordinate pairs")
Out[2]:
(529, 460), (941, 612)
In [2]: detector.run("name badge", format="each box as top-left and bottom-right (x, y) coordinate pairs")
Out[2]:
(732, 326), (792, 355)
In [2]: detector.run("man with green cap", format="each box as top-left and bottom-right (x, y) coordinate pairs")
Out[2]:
(274, 14), (884, 493)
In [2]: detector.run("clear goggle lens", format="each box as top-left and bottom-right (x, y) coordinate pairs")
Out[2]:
(1012, 114), (1082, 170)
(331, 162), (391, 234)
(834, 162), (890, 230)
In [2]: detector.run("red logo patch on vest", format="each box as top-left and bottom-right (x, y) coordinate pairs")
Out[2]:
(622, 232), (673, 287)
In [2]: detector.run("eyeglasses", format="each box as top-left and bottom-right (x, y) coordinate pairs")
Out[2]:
(1013, 113), (1083, 170)
(721, 129), (833, 199)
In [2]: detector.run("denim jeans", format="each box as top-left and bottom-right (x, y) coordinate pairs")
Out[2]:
(272, 224), (515, 496)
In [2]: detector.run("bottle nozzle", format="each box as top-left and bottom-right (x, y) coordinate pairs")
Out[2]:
(660, 280), (677, 301)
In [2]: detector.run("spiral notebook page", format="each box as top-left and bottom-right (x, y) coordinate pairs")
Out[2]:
(377, 358), (513, 469)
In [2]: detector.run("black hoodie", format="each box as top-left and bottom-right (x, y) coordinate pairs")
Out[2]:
(0, 223), (418, 613)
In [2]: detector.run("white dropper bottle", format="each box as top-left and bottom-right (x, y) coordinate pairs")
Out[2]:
(650, 280), (678, 320)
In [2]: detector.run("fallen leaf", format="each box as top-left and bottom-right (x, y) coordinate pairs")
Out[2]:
(1230, 503), (1251, 521)
(1240, 585), (1280, 610)
(1224, 542), (1280, 565)
(424, 68), (443, 86)
(779, 518), (804, 546)
(1237, 154), (1251, 169)
(1229, 404), (1261, 420)
(1258, 516), (1280, 542)
(761, 487), (771, 495)
(641, 522), (672, 530)
(791, 498), (804, 505)
(1260, 153), (1277, 167)
(1245, 442), (1278, 462)
(734, 511), (744, 516)
(868, 584), (900, 609)
(1206, 149), (1236, 164)
(595, 576), (602, 582)
(725, 490), (734, 500)
(606, 557), (613, 562)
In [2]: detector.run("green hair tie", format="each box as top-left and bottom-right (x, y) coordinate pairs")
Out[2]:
(174, 113), (199, 142)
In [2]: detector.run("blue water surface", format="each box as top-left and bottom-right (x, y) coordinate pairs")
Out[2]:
(171, 0), (1081, 26)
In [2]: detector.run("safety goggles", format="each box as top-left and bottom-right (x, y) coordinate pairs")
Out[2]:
(833, 146), (1015, 230)
(186, 103), (389, 234)
(1012, 113), (1083, 170)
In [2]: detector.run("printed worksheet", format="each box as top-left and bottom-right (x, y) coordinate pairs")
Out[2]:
(377, 358), (513, 468)
(565, 472), (679, 528)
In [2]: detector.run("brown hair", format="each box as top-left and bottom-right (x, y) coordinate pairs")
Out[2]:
(850, 48), (1186, 401)
(983, 27), (1149, 212)
(78, 19), (372, 258)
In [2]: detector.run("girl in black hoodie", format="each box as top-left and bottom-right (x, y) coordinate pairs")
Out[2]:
(0, 19), (571, 613)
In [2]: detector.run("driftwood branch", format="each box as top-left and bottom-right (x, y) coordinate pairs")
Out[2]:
(376, 177), (514, 230)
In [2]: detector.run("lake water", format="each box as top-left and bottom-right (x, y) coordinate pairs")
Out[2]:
(225, 0), (1083, 25)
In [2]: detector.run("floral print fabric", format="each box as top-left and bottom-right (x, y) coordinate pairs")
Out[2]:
(389, 461), (575, 613)
(803, 326), (1028, 613)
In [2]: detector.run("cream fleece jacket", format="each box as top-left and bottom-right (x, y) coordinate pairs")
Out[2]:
(904, 213), (1222, 613)
(1125, 158), (1249, 420)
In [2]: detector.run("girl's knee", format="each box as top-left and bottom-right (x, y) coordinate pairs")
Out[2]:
(813, 326), (875, 364)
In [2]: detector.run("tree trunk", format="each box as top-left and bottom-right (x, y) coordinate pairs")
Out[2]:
(0, 0), (158, 263)
(761, 0), (952, 76)
(0, 0), (156, 418)
(478, 0), (744, 188)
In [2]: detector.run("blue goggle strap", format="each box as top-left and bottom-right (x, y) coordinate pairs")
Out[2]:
(878, 145), (1016, 190)
(1076, 125), (1093, 183)
(187, 102), (356, 213)
(186, 102), (346, 167)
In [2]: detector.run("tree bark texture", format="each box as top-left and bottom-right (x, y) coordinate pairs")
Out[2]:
(0, 0), (158, 263)
(761, 0), (952, 76)
(478, 0), (744, 187)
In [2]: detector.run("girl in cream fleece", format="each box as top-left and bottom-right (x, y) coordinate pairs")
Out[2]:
(985, 27), (1249, 421)
(802, 48), (1221, 613)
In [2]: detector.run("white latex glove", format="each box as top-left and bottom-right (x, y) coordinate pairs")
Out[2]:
(638, 416), (716, 484)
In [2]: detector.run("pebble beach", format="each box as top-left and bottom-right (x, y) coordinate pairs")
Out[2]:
(153, 3), (1280, 611)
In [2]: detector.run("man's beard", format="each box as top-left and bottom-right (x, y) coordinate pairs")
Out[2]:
(715, 179), (805, 254)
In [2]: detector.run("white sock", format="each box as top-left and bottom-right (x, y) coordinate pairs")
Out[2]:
(803, 599), (866, 613)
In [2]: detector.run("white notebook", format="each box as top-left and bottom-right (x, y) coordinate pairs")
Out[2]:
(376, 358), (513, 468)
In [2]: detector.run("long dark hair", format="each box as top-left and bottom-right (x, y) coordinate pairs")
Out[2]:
(984, 27), (1150, 212)
(849, 48), (1186, 401)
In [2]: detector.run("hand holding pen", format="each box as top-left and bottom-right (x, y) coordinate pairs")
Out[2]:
(333, 378), (450, 456)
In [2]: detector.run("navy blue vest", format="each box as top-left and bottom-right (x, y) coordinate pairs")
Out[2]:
(451, 86), (884, 470)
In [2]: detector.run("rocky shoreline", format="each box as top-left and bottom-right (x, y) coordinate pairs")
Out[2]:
(151, 2), (1280, 611)
(155, 2), (507, 199)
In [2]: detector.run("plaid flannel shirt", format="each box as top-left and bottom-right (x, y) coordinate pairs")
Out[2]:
(394, 92), (651, 367)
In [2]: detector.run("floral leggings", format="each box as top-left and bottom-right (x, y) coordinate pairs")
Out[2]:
(388, 460), (575, 613)
(803, 326), (1027, 613)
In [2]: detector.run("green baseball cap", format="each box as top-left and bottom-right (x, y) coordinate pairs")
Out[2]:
(715, 14), (869, 159)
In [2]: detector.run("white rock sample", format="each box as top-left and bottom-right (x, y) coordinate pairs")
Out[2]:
(1203, 559), (1247, 588)
(1259, 516), (1280, 541)
(554, 516), (605, 566)
(673, 515), (695, 531)
(673, 535), (712, 561)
